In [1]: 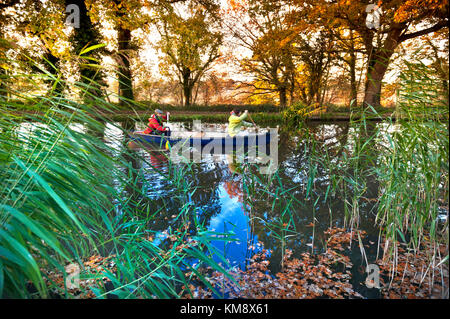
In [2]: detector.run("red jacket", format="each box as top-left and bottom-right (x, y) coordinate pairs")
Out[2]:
(144, 114), (167, 134)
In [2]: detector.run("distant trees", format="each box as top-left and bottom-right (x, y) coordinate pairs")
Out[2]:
(293, 31), (334, 106)
(227, 0), (449, 108)
(226, 0), (298, 107)
(298, 0), (449, 107)
(227, 0), (336, 108)
(155, 1), (223, 106)
(0, 0), (448, 108)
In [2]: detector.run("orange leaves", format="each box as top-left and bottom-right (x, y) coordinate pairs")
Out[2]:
(325, 228), (365, 253)
(187, 228), (367, 299)
(227, 0), (248, 13)
(376, 238), (448, 299)
(223, 180), (244, 202)
(393, 0), (448, 23)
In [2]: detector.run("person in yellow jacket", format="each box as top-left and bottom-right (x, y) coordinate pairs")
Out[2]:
(228, 108), (253, 137)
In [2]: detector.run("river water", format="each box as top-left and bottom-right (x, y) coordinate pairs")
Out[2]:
(17, 119), (446, 298)
(106, 121), (395, 297)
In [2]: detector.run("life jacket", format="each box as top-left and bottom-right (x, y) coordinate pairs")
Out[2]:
(144, 114), (167, 134)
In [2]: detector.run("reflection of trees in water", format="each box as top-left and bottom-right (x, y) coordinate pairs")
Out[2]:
(223, 179), (244, 203)
(277, 122), (351, 190)
(115, 121), (382, 268)
(237, 122), (383, 271)
(119, 141), (228, 248)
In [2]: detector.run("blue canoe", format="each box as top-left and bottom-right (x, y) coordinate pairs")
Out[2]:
(128, 131), (272, 150)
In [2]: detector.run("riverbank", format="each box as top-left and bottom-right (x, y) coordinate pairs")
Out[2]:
(9, 109), (396, 124)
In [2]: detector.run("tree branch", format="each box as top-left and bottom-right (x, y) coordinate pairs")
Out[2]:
(399, 21), (449, 43)
(0, 0), (20, 10)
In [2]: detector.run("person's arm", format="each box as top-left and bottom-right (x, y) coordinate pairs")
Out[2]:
(238, 110), (248, 121)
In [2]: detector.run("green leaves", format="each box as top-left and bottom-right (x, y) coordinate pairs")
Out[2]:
(1, 90), (236, 298)
(79, 44), (107, 56)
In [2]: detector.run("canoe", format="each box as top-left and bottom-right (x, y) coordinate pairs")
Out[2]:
(128, 131), (272, 150)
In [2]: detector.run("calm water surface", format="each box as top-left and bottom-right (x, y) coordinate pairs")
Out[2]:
(20, 119), (434, 298)
(112, 122), (384, 273)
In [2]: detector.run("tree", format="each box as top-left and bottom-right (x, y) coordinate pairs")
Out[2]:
(155, 1), (223, 106)
(1, 0), (69, 99)
(87, 0), (151, 108)
(0, 1), (21, 101)
(423, 31), (449, 100)
(328, 28), (366, 107)
(297, 0), (449, 107)
(66, 0), (107, 102)
(293, 31), (334, 106)
(227, 0), (301, 107)
(28, 0), (67, 97)
(111, 0), (137, 106)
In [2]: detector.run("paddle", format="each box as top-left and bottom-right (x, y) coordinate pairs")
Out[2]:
(166, 112), (171, 136)
(247, 112), (258, 133)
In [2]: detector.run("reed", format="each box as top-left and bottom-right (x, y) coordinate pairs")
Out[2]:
(375, 61), (448, 258)
(298, 59), (449, 269)
(0, 45), (233, 298)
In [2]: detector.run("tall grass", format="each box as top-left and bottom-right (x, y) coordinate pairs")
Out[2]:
(375, 61), (449, 258)
(0, 44), (233, 298)
(300, 59), (448, 268)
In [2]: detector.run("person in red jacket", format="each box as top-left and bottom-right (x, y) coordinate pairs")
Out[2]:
(143, 109), (170, 135)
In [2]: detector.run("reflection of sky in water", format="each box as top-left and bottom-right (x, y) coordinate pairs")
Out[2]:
(18, 120), (437, 269)
(208, 184), (257, 268)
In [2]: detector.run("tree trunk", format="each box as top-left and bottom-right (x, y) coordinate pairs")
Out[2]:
(117, 27), (133, 105)
(363, 29), (402, 108)
(0, 68), (7, 102)
(43, 50), (63, 96)
(363, 53), (390, 108)
(182, 69), (192, 106)
(349, 51), (357, 108)
(183, 84), (192, 106)
(66, 0), (105, 102)
(279, 87), (287, 107)
(289, 74), (295, 105)
(348, 30), (357, 108)
(0, 29), (7, 101)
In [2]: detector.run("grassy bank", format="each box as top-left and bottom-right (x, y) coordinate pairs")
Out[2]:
(6, 98), (397, 121)
(111, 112), (283, 125)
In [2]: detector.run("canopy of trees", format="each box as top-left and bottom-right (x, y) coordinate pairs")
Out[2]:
(0, 0), (448, 108)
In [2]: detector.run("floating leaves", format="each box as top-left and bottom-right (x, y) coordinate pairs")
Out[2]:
(186, 228), (365, 299)
(377, 239), (449, 299)
(42, 255), (117, 299)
